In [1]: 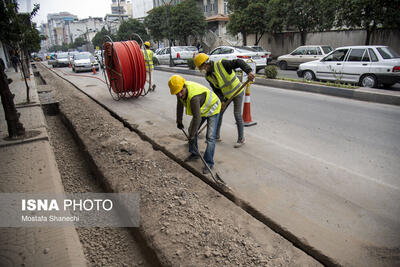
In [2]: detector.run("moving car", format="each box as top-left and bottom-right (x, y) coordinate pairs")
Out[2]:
(246, 46), (272, 64)
(154, 46), (198, 66)
(277, 45), (333, 70)
(54, 52), (70, 67)
(208, 46), (267, 72)
(71, 52), (100, 72)
(297, 45), (400, 88)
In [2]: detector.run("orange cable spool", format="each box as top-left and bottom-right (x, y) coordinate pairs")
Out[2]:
(103, 38), (146, 100)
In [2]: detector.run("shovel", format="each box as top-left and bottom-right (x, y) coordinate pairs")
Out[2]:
(181, 129), (225, 185)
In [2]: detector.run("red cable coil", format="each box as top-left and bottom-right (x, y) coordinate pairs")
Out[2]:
(104, 40), (146, 98)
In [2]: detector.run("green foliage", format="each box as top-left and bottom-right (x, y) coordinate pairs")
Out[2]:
(0, 1), (41, 52)
(48, 44), (69, 52)
(145, 0), (206, 46)
(116, 18), (149, 43)
(264, 65), (278, 79)
(335, 0), (400, 45)
(227, 0), (270, 45)
(170, 0), (206, 45)
(187, 58), (195, 70)
(144, 6), (168, 42)
(71, 37), (87, 49)
(92, 27), (111, 49)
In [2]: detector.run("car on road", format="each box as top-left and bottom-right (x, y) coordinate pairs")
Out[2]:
(277, 45), (333, 70)
(154, 46), (198, 66)
(68, 51), (80, 66)
(71, 52), (100, 72)
(297, 45), (400, 88)
(208, 46), (267, 72)
(246, 45), (272, 64)
(54, 52), (70, 67)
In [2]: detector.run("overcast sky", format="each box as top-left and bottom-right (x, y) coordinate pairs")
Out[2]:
(17, 0), (111, 25)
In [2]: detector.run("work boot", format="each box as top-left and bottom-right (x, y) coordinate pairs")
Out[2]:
(203, 165), (213, 174)
(184, 154), (200, 162)
(234, 138), (246, 148)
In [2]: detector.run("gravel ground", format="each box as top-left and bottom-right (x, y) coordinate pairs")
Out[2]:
(38, 63), (322, 267)
(44, 114), (151, 267)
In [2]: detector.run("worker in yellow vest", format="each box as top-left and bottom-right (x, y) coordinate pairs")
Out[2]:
(194, 53), (255, 148)
(169, 75), (221, 174)
(142, 41), (155, 91)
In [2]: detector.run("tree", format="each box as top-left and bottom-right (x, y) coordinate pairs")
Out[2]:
(92, 26), (110, 48)
(170, 0), (207, 45)
(116, 18), (149, 43)
(241, 1), (270, 45)
(144, 6), (168, 42)
(227, 0), (251, 45)
(72, 37), (87, 48)
(279, 0), (336, 45)
(336, 0), (400, 45)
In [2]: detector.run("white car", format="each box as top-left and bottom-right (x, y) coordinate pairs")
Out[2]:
(154, 46), (198, 66)
(54, 52), (70, 67)
(246, 46), (272, 64)
(71, 52), (100, 72)
(297, 45), (400, 88)
(208, 46), (267, 72)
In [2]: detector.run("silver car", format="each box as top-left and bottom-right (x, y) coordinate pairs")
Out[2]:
(154, 46), (198, 66)
(277, 45), (333, 70)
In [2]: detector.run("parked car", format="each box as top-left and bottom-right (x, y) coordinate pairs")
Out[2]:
(297, 45), (400, 88)
(154, 46), (198, 66)
(208, 46), (267, 72)
(246, 46), (272, 64)
(277, 45), (333, 70)
(68, 51), (80, 65)
(54, 52), (70, 67)
(71, 52), (100, 72)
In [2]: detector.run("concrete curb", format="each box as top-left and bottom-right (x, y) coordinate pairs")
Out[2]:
(154, 66), (400, 106)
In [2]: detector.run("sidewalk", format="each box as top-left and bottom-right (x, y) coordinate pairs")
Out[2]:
(0, 69), (86, 266)
(154, 65), (400, 106)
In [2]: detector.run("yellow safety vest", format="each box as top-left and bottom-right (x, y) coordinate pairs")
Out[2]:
(180, 81), (221, 117)
(206, 59), (243, 99)
(142, 49), (154, 70)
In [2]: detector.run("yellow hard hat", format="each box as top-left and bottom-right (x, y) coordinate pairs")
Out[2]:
(144, 41), (150, 47)
(194, 53), (209, 68)
(168, 75), (185, 95)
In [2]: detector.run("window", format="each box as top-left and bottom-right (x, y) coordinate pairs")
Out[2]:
(306, 47), (318, 55)
(347, 49), (366, 62)
(210, 48), (222, 55)
(323, 49), (349, 61)
(224, 0), (228, 14)
(368, 48), (379, 62)
(220, 47), (233, 54)
(362, 50), (370, 62)
(377, 47), (400, 59)
(291, 47), (306, 56)
(316, 47), (322, 55)
(321, 46), (333, 54)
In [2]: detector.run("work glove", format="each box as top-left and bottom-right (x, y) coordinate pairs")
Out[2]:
(177, 122), (184, 130)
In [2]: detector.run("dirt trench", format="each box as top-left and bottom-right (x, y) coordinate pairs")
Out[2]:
(36, 63), (322, 267)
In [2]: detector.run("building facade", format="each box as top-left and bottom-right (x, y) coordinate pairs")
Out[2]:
(132, 0), (154, 20)
(111, 0), (133, 17)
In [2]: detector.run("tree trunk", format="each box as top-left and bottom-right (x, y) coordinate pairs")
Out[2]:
(300, 31), (307, 46)
(365, 22), (375, 45)
(256, 32), (264, 45)
(242, 32), (247, 46)
(0, 66), (25, 138)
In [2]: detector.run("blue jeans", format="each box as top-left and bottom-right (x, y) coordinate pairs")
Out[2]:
(189, 113), (220, 167)
(216, 90), (244, 142)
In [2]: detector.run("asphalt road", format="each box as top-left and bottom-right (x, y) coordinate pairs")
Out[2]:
(50, 66), (400, 266)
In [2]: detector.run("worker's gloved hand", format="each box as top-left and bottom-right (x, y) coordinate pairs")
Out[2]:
(177, 122), (184, 130)
(247, 72), (255, 81)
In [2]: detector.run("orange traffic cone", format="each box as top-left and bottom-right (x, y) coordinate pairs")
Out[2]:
(92, 63), (96, 75)
(69, 62), (71, 68)
(242, 83), (257, 127)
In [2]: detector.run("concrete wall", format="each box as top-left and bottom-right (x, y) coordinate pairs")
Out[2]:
(247, 29), (400, 58)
